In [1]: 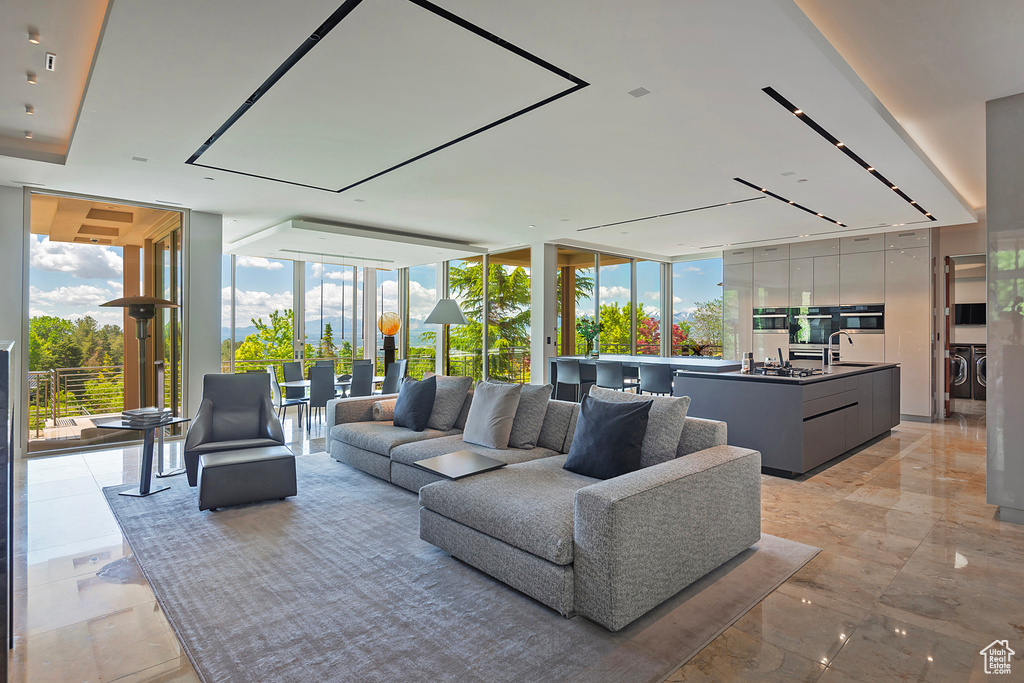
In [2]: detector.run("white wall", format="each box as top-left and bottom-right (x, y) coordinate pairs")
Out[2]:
(0, 187), (26, 455)
(986, 91), (1024, 524)
(183, 211), (223, 416)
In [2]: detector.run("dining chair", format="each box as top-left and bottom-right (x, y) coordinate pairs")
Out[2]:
(555, 358), (584, 402)
(308, 366), (336, 432)
(639, 363), (673, 396)
(595, 360), (640, 392)
(281, 361), (305, 402)
(315, 359), (335, 368)
(335, 373), (352, 399)
(350, 360), (374, 397)
(379, 359), (407, 395)
(267, 365), (306, 426)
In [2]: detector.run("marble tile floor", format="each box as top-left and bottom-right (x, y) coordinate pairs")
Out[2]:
(9, 406), (1018, 682)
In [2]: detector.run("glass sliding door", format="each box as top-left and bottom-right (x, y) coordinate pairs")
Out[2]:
(597, 254), (632, 355)
(672, 257), (724, 356)
(446, 258), (484, 380)
(486, 248), (531, 383)
(304, 262), (356, 374)
(555, 248), (596, 356)
(232, 256), (294, 374)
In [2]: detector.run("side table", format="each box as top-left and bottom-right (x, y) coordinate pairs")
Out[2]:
(97, 417), (191, 497)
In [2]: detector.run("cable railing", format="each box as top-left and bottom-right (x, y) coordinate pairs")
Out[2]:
(28, 365), (126, 436)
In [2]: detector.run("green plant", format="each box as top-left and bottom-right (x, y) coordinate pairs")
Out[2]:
(575, 316), (603, 343)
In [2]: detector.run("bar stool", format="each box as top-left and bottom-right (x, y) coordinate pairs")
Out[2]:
(596, 361), (640, 392)
(555, 359), (584, 402)
(639, 363), (673, 396)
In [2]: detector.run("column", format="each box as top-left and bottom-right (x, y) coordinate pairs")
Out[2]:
(183, 211), (222, 418)
(530, 244), (557, 384)
(122, 246), (141, 410)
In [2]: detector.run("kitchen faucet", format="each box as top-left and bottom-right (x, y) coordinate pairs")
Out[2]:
(826, 331), (853, 368)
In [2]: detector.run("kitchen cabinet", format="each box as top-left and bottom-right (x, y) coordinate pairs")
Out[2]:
(754, 244), (790, 262)
(841, 233), (885, 254)
(753, 333), (789, 365)
(885, 246), (931, 417)
(885, 229), (930, 250)
(791, 238), (839, 259)
(790, 258), (813, 307)
(813, 255), (840, 305)
(723, 248), (753, 265)
(841, 333), (885, 363)
(753, 259), (789, 308)
(723, 262), (752, 361)
(840, 251), (885, 304)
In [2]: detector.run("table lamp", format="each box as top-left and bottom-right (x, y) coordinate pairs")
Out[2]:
(425, 299), (468, 376)
(377, 312), (401, 372)
(100, 295), (179, 408)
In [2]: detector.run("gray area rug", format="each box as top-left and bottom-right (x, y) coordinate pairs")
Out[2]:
(104, 453), (819, 683)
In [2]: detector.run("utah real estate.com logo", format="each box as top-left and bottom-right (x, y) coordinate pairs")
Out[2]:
(980, 640), (1014, 675)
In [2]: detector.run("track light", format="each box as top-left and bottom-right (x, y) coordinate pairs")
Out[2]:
(28, 31), (40, 44)
(27, 72), (37, 85)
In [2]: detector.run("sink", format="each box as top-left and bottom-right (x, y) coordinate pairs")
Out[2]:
(832, 362), (877, 367)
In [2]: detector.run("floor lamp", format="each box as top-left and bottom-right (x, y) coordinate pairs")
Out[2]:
(100, 295), (180, 409)
(425, 299), (468, 376)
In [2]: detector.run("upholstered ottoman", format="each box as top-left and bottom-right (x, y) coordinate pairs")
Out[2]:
(197, 446), (297, 511)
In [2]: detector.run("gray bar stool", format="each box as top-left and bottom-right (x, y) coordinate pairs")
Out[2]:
(555, 359), (584, 402)
(596, 361), (640, 392)
(639, 363), (673, 396)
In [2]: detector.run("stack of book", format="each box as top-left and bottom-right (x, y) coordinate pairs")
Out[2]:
(122, 407), (172, 428)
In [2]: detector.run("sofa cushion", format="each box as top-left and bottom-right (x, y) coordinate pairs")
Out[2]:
(419, 455), (596, 565)
(463, 381), (521, 449)
(390, 434), (558, 467)
(394, 376), (436, 432)
(563, 395), (651, 479)
(454, 390), (473, 430)
(426, 375), (473, 431)
(508, 383), (553, 449)
(589, 386), (691, 468)
(331, 421), (454, 457)
(562, 404), (582, 453)
(210, 408), (261, 442)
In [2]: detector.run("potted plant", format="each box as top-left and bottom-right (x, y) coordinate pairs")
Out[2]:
(576, 316), (603, 358)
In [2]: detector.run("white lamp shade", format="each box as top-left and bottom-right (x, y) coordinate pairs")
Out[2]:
(425, 299), (468, 325)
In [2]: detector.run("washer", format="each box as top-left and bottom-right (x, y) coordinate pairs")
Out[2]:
(972, 345), (986, 401)
(952, 345), (972, 399)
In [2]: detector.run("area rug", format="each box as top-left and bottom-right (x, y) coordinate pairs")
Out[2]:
(104, 453), (819, 683)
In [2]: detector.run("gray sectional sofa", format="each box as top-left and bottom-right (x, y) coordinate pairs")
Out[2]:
(325, 384), (762, 631)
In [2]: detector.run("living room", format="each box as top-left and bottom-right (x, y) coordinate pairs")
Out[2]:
(1, 1), (1023, 681)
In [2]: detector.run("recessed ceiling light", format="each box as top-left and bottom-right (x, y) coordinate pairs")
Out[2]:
(528, 224), (536, 228)
(26, 72), (37, 85)
(793, 109), (803, 115)
(925, 213), (932, 217)
(836, 142), (844, 147)
(891, 185), (898, 190)
(203, 177), (214, 181)
(24, 131), (32, 139)
(867, 167), (875, 172)
(797, 179), (808, 183)
(28, 31), (40, 44)
(788, 201), (794, 204)
(628, 87), (651, 98)
(131, 156), (148, 162)
(25, 105), (34, 115)
(560, 218), (569, 222)
(760, 188), (767, 192)
(781, 171), (796, 176)
(817, 213), (824, 217)
(354, 198), (365, 203)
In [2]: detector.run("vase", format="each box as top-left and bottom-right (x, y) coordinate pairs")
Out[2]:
(584, 340), (594, 357)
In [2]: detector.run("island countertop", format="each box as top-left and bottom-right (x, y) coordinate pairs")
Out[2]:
(674, 361), (899, 385)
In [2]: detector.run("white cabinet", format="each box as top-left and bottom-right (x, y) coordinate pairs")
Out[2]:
(791, 238), (839, 259)
(753, 244), (790, 262)
(841, 233), (885, 253)
(885, 229), (931, 250)
(841, 334), (885, 363)
(723, 262), (753, 360)
(723, 248), (753, 265)
(813, 255), (840, 306)
(753, 259), (789, 308)
(790, 258), (813, 307)
(840, 251), (885, 304)
(754, 333), (789, 365)
(885, 246), (932, 417)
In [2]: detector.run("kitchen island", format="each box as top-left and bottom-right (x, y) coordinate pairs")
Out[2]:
(673, 362), (900, 477)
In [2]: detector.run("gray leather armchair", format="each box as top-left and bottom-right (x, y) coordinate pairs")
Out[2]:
(184, 373), (286, 486)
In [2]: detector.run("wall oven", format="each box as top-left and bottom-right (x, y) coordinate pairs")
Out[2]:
(753, 307), (790, 332)
(840, 304), (884, 333)
(788, 306), (839, 346)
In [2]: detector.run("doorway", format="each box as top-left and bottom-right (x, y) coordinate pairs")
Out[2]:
(944, 254), (986, 418)
(27, 192), (184, 453)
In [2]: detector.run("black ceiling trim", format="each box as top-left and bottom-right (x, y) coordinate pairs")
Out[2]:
(733, 177), (846, 227)
(697, 217), (933, 250)
(576, 196), (765, 232)
(762, 86), (936, 222)
(185, 0), (588, 193)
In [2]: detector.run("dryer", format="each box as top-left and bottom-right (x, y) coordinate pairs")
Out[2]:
(952, 345), (973, 399)
(972, 345), (986, 401)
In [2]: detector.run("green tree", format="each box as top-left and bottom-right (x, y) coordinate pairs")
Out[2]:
(319, 322), (337, 358)
(689, 297), (724, 348)
(233, 309), (314, 365)
(29, 316), (84, 371)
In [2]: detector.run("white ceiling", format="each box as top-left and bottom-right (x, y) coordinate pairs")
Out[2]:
(1, 0), (1007, 265)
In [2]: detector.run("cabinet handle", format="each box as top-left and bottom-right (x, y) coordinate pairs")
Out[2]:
(854, 237), (870, 242)
(898, 232), (915, 238)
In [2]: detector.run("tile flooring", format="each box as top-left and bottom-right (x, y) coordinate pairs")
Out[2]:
(9, 406), (1018, 682)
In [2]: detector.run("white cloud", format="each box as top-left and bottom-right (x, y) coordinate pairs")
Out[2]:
(408, 281), (437, 322)
(30, 235), (122, 279)
(674, 265), (702, 274)
(309, 263), (353, 281)
(106, 280), (124, 296)
(33, 283), (114, 307)
(643, 290), (661, 303)
(599, 285), (631, 302)
(672, 296), (683, 305)
(70, 309), (124, 326)
(231, 288), (294, 326)
(236, 255), (284, 271)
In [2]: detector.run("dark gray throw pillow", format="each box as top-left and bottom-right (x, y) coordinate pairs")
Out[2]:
(393, 376), (436, 432)
(508, 383), (553, 449)
(563, 395), (652, 479)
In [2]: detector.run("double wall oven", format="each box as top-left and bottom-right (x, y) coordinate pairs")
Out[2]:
(753, 305), (886, 361)
(788, 306), (841, 361)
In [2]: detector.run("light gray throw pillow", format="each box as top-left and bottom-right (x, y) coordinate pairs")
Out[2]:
(588, 386), (690, 467)
(425, 375), (474, 431)
(462, 381), (522, 449)
(508, 383), (553, 449)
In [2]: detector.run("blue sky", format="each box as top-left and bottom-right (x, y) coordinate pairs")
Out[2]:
(29, 236), (126, 326)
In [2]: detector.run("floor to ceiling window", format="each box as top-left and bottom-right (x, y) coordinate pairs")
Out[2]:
(231, 256), (294, 373)
(375, 268), (399, 374)
(446, 257), (484, 380)
(304, 262), (357, 373)
(486, 248), (531, 383)
(635, 259), (662, 355)
(221, 255), (233, 372)
(598, 254), (632, 355)
(555, 248), (597, 356)
(672, 257), (724, 356)
(406, 263), (437, 379)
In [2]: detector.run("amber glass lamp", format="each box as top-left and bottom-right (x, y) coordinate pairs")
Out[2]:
(377, 312), (402, 371)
